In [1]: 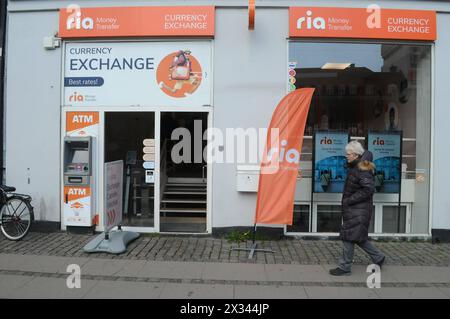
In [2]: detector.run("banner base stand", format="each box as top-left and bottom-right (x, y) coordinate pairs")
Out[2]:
(83, 229), (140, 254)
(230, 243), (276, 259)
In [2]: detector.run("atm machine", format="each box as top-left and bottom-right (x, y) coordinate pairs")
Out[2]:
(63, 136), (94, 227)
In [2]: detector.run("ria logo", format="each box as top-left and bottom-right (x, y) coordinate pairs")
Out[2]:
(69, 92), (84, 102)
(320, 137), (333, 145)
(267, 140), (300, 164)
(70, 202), (84, 209)
(373, 137), (385, 145)
(296, 10), (326, 30)
(66, 5), (94, 30)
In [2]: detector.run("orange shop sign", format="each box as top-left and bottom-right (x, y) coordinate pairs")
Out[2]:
(59, 6), (215, 38)
(289, 7), (436, 41)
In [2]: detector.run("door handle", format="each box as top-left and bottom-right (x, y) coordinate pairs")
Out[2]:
(202, 165), (207, 181)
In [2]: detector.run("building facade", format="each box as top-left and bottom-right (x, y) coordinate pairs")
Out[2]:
(3, 0), (450, 241)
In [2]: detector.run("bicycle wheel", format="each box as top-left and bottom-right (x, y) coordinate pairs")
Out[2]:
(0, 196), (33, 241)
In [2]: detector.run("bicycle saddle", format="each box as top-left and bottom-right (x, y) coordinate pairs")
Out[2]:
(0, 185), (16, 192)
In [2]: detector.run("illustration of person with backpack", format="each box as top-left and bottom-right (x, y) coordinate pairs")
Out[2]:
(158, 50), (201, 97)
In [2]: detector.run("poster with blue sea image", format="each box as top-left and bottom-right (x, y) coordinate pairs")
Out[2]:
(314, 131), (349, 193)
(367, 131), (402, 193)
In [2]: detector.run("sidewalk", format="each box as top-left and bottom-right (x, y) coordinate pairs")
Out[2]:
(1, 253), (450, 299)
(0, 231), (449, 299)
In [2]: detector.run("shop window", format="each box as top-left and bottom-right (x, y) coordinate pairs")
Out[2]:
(314, 205), (375, 233)
(369, 205), (375, 233)
(287, 204), (310, 232)
(289, 41), (431, 235)
(317, 205), (341, 233)
(382, 206), (407, 233)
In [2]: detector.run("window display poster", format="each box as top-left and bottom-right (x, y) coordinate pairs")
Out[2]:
(368, 131), (402, 193)
(313, 131), (349, 193)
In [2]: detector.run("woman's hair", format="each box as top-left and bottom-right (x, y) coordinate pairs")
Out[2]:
(345, 141), (365, 156)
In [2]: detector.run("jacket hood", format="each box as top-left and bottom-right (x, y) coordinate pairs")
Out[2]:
(358, 150), (375, 172)
(360, 150), (373, 162)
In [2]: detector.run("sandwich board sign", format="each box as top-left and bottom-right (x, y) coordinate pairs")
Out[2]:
(83, 160), (139, 254)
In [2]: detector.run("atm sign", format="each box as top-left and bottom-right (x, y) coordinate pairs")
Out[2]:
(66, 112), (99, 133)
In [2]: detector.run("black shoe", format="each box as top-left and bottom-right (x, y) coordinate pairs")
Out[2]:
(329, 268), (351, 276)
(375, 256), (385, 269)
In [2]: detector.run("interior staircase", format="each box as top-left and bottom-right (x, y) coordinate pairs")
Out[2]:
(160, 178), (207, 232)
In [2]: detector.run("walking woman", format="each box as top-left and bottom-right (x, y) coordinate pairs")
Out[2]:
(330, 141), (385, 276)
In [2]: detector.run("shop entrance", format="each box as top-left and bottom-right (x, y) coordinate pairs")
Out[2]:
(160, 112), (208, 233)
(105, 112), (156, 228)
(104, 111), (208, 233)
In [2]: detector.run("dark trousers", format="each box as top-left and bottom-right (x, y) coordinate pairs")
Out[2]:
(339, 240), (385, 272)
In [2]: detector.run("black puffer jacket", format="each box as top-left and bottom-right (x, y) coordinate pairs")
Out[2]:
(340, 151), (375, 243)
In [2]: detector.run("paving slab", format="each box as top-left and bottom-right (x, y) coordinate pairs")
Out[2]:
(234, 285), (308, 299)
(0, 275), (35, 298)
(437, 288), (450, 298)
(304, 287), (379, 299)
(82, 280), (164, 299)
(202, 263), (267, 281)
(80, 258), (130, 276)
(159, 283), (234, 299)
(384, 266), (450, 283)
(6, 276), (98, 299)
(264, 264), (331, 282)
(137, 261), (206, 279)
(375, 287), (450, 299)
(0, 253), (91, 274)
(0, 254), (35, 270)
(113, 260), (148, 277)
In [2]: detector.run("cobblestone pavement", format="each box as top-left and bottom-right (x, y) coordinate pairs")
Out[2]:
(0, 231), (449, 266)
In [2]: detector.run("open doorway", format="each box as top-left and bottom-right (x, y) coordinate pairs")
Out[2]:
(105, 112), (155, 228)
(160, 112), (208, 233)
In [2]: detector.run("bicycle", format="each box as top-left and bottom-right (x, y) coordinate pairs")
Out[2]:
(0, 185), (34, 241)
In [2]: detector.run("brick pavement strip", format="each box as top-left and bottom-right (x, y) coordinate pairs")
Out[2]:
(127, 238), (150, 257)
(147, 238), (166, 259)
(142, 237), (159, 258)
(201, 239), (213, 260)
(173, 239), (188, 260)
(1, 231), (450, 266)
(165, 238), (182, 259)
(158, 238), (174, 260)
(1, 269), (450, 289)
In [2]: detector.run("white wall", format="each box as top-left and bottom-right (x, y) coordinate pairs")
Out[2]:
(432, 12), (450, 231)
(5, 11), (62, 221)
(212, 8), (287, 227)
